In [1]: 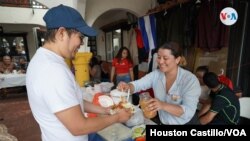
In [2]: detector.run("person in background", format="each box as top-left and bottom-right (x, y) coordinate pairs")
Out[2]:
(178, 56), (187, 69)
(17, 57), (28, 73)
(89, 56), (101, 82)
(117, 42), (201, 125)
(26, 5), (132, 141)
(195, 66), (210, 110)
(234, 86), (243, 98)
(110, 46), (134, 85)
(0, 55), (15, 74)
(198, 72), (240, 125)
(96, 55), (110, 82)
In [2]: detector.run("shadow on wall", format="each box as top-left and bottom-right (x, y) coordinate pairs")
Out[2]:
(194, 47), (228, 74)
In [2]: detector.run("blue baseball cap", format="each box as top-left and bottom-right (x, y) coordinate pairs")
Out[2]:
(43, 4), (97, 37)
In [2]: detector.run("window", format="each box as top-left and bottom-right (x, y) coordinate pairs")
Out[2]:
(0, 33), (29, 62)
(101, 19), (127, 62)
(105, 29), (122, 62)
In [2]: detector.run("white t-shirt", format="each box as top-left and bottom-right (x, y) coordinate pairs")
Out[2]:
(199, 85), (210, 100)
(26, 48), (87, 141)
(197, 85), (211, 110)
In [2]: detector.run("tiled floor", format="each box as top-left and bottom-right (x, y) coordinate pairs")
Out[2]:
(0, 92), (41, 141)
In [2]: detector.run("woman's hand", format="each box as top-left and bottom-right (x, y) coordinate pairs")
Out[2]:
(147, 98), (164, 112)
(117, 81), (130, 91)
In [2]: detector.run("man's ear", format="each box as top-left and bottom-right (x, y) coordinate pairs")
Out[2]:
(56, 27), (66, 41)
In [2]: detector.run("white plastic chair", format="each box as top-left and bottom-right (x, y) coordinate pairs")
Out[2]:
(239, 97), (250, 119)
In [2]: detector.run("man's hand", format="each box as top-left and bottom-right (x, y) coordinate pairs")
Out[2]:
(116, 108), (132, 123)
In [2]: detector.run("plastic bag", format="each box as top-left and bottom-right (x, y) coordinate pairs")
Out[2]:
(125, 106), (144, 127)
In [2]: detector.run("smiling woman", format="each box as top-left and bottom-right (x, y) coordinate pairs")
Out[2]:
(117, 41), (201, 125)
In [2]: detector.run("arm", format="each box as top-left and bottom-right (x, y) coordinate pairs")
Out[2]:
(148, 98), (184, 117)
(199, 111), (217, 125)
(45, 66), (131, 136)
(110, 66), (115, 83)
(199, 94), (229, 124)
(117, 71), (156, 93)
(178, 75), (201, 119)
(84, 100), (110, 115)
(55, 104), (132, 136)
(161, 103), (183, 117)
(198, 100), (211, 117)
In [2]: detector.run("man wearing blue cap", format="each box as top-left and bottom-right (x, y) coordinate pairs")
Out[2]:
(26, 5), (132, 141)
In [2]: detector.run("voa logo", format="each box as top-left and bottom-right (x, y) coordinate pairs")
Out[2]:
(220, 7), (238, 26)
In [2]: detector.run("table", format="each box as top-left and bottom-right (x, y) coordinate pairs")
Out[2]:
(0, 74), (26, 89)
(96, 118), (156, 141)
(81, 86), (157, 141)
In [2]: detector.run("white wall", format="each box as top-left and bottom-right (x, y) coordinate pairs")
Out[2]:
(0, 6), (47, 26)
(36, 0), (86, 18)
(36, 0), (77, 8)
(85, 0), (153, 60)
(96, 31), (106, 60)
(85, 0), (153, 26)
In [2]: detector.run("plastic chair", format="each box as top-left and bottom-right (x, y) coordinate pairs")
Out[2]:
(239, 97), (250, 124)
(239, 97), (250, 119)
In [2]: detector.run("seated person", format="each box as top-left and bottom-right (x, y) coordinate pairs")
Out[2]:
(100, 61), (110, 82)
(198, 72), (240, 125)
(0, 55), (15, 74)
(96, 55), (110, 82)
(89, 56), (101, 82)
(195, 66), (211, 110)
(17, 57), (28, 73)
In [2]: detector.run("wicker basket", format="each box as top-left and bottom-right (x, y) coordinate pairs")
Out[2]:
(0, 124), (7, 134)
(0, 124), (18, 141)
(0, 133), (18, 141)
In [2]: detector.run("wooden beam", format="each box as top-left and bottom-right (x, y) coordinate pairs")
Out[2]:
(146, 0), (191, 15)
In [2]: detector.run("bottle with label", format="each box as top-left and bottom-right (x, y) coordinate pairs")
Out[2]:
(139, 92), (156, 119)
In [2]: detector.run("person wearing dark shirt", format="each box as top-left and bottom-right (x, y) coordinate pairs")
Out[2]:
(198, 72), (240, 125)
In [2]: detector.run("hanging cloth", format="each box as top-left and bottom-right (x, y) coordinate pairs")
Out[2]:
(138, 14), (157, 52)
(134, 27), (144, 48)
(138, 14), (157, 71)
(196, 0), (229, 51)
(218, 75), (234, 90)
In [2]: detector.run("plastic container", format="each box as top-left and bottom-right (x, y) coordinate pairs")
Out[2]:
(72, 52), (92, 87)
(125, 106), (144, 127)
(139, 92), (156, 119)
(110, 89), (132, 104)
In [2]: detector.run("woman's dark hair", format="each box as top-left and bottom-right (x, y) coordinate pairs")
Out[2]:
(158, 41), (183, 58)
(115, 46), (133, 64)
(196, 66), (209, 73)
(203, 72), (220, 89)
(89, 56), (99, 68)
